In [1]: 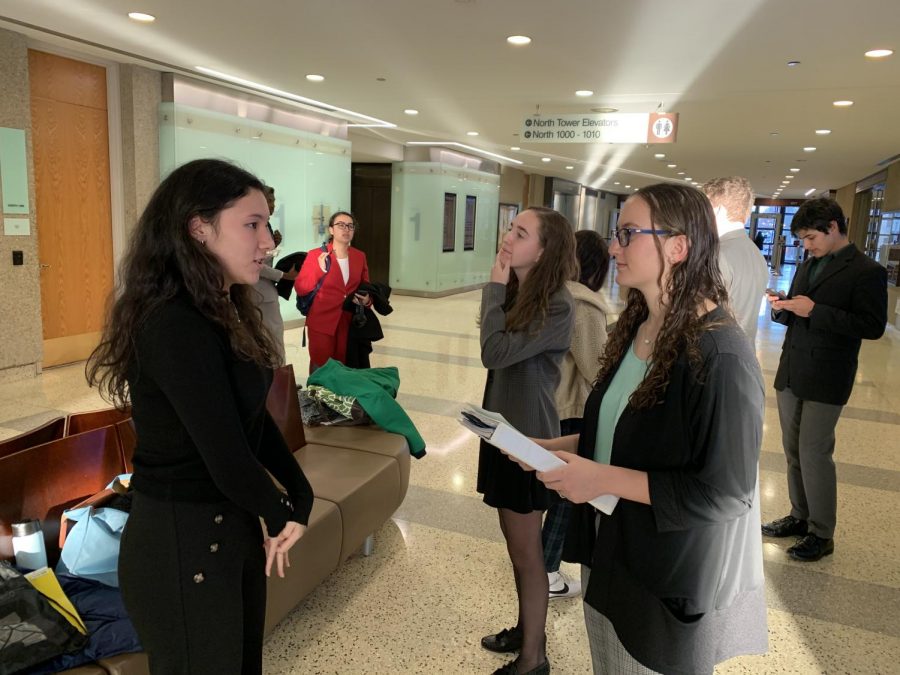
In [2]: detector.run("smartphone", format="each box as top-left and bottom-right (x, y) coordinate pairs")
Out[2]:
(765, 288), (786, 299)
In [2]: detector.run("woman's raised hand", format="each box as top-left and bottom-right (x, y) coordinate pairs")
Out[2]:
(490, 248), (512, 285)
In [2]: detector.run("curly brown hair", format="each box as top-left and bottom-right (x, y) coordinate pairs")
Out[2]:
(503, 207), (577, 333)
(86, 159), (280, 408)
(596, 184), (728, 408)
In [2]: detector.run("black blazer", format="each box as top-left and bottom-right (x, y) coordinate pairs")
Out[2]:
(773, 244), (887, 405)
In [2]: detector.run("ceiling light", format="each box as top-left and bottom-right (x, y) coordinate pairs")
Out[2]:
(507, 35), (532, 46)
(305, 74), (325, 82)
(614, 182), (620, 185)
(565, 165), (574, 170)
(833, 100), (854, 107)
(466, 131), (479, 136)
(803, 147), (816, 152)
(790, 168), (800, 172)
(815, 129), (831, 135)
(625, 185), (631, 188)
(865, 48), (893, 59)
(634, 188), (639, 191)
(770, 132), (780, 136)
(541, 157), (552, 162)
(510, 146), (520, 151)
(667, 163), (677, 168)
(787, 60), (801, 67)
(692, 181), (699, 185)
(784, 175), (794, 179)
(406, 142), (522, 165)
(575, 90), (594, 97)
(194, 67), (396, 127)
(677, 171), (685, 175)
(591, 106), (618, 113)
(403, 109), (419, 115)
(804, 188), (816, 196)
(781, 181), (790, 185)
(685, 177), (692, 181)
(654, 153), (665, 159)
(128, 12), (155, 22)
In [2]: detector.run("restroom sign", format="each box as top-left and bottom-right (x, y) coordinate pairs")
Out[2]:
(521, 112), (678, 144)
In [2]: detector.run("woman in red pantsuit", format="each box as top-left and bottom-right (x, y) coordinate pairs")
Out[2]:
(295, 211), (370, 372)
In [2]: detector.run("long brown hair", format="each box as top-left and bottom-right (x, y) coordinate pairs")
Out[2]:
(86, 159), (280, 408)
(503, 207), (577, 332)
(596, 184), (728, 408)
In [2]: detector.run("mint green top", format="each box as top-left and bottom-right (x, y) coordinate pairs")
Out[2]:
(594, 342), (649, 464)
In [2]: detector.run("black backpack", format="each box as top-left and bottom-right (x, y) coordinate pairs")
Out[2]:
(295, 244), (330, 316)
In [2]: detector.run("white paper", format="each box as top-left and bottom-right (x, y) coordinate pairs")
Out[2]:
(460, 404), (619, 515)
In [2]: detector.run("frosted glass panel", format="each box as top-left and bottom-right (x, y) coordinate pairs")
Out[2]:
(159, 103), (351, 322)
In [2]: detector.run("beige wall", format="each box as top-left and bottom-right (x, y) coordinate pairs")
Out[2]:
(835, 181), (856, 222)
(882, 161), (900, 213)
(499, 165), (526, 208)
(0, 29), (42, 382)
(0, 29), (161, 382)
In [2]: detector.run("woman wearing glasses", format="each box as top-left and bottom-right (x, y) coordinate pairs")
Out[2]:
(524, 184), (767, 674)
(295, 211), (370, 372)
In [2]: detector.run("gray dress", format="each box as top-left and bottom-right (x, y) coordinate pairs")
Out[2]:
(476, 282), (573, 513)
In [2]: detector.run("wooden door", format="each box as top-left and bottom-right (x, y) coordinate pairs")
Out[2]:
(29, 51), (113, 367)
(350, 163), (392, 284)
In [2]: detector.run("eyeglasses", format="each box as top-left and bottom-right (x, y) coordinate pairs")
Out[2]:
(612, 228), (671, 247)
(332, 221), (355, 231)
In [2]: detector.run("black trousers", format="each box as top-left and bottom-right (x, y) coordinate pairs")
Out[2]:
(119, 492), (267, 675)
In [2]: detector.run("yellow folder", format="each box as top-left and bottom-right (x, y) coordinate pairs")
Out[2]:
(25, 567), (88, 635)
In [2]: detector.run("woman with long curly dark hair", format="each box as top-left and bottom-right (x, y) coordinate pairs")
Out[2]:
(527, 184), (768, 674)
(87, 158), (313, 674)
(477, 207), (575, 675)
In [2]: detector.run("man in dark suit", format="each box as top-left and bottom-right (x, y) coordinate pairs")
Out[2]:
(761, 198), (887, 561)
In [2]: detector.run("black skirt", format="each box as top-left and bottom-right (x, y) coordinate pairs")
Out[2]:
(477, 439), (553, 513)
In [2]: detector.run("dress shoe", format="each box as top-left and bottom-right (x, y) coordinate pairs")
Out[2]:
(788, 534), (834, 561)
(761, 515), (808, 538)
(492, 658), (550, 675)
(481, 626), (522, 653)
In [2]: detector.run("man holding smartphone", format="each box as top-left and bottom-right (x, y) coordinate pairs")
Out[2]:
(762, 198), (887, 561)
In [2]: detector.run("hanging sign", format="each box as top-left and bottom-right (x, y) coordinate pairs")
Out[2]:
(520, 112), (678, 144)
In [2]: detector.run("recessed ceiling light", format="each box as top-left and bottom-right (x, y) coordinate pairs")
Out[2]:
(507, 35), (532, 46)
(770, 132), (780, 136)
(625, 185), (631, 188)
(305, 74), (325, 82)
(685, 177), (692, 181)
(128, 12), (155, 22)
(565, 165), (574, 170)
(692, 181), (699, 185)
(614, 181), (620, 185)
(814, 129), (832, 135)
(541, 157), (551, 162)
(466, 131), (479, 136)
(677, 171), (685, 175)
(865, 48), (893, 59)
(634, 188), (639, 191)
(804, 188), (816, 196)
(667, 163), (677, 168)
(790, 168), (800, 172)
(575, 90), (594, 97)
(654, 153), (665, 159)
(803, 146), (816, 152)
(787, 60), (801, 67)
(510, 146), (520, 151)
(403, 109), (419, 115)
(591, 106), (618, 113)
(781, 181), (790, 185)
(833, 100), (854, 107)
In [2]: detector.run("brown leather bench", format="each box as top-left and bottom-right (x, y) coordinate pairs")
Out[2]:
(0, 364), (411, 674)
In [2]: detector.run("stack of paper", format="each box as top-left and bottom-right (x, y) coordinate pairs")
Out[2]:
(460, 404), (618, 515)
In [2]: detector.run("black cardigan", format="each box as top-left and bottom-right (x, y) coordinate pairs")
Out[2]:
(564, 310), (765, 617)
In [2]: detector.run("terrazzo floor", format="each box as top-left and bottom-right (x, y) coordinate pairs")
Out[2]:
(1, 267), (898, 674)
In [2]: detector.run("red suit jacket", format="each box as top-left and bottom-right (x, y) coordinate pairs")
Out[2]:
(295, 244), (369, 336)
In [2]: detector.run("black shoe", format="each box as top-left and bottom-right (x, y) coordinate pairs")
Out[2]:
(492, 658), (550, 675)
(788, 534), (834, 562)
(761, 515), (808, 538)
(481, 626), (522, 653)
